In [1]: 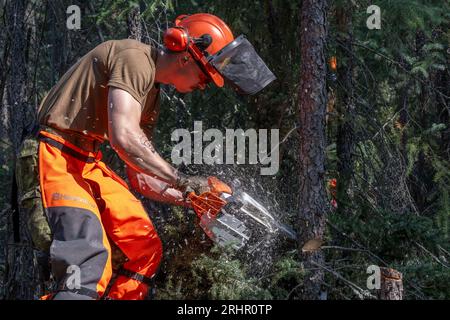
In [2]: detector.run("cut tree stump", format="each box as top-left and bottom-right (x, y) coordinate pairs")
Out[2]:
(378, 267), (403, 300)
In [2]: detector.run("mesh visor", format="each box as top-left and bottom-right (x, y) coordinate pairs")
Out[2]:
(208, 35), (276, 95)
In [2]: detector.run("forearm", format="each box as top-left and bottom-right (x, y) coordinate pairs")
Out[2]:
(112, 128), (179, 186)
(148, 186), (191, 207)
(126, 166), (191, 207)
(107, 87), (180, 186)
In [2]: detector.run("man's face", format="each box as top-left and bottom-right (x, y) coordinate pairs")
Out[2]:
(170, 54), (209, 93)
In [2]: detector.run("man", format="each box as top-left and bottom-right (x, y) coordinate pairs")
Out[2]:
(23, 13), (275, 300)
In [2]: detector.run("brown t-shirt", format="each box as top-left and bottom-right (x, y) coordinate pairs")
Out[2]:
(38, 39), (160, 142)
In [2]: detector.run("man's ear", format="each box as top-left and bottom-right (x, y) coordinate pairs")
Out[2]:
(156, 50), (182, 83)
(181, 55), (190, 66)
(175, 52), (192, 68)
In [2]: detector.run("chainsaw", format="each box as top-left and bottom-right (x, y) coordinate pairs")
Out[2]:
(187, 177), (297, 250)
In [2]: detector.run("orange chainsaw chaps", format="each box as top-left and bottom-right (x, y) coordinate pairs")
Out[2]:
(38, 130), (162, 300)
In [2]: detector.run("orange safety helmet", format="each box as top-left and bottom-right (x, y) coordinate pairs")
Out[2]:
(163, 13), (234, 87)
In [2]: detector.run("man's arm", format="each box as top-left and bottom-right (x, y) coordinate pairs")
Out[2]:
(126, 166), (192, 207)
(107, 87), (179, 185)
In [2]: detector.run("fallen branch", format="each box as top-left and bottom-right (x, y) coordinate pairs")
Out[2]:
(414, 241), (450, 269)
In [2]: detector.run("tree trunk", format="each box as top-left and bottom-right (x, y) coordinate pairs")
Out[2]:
(5, 0), (43, 300)
(0, 1), (10, 300)
(336, 5), (355, 213)
(378, 268), (403, 300)
(6, 0), (28, 151)
(49, 1), (69, 82)
(297, 0), (328, 300)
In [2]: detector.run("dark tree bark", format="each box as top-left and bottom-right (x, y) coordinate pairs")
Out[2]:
(297, 0), (328, 299)
(6, 0), (28, 152)
(336, 5), (355, 213)
(5, 0), (42, 300)
(0, 31), (9, 111)
(49, 1), (69, 82)
(0, 1), (10, 300)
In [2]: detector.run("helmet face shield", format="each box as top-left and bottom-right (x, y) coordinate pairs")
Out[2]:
(208, 35), (276, 95)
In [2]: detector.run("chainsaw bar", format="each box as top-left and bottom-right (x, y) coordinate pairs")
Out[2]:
(224, 191), (297, 241)
(190, 177), (297, 250)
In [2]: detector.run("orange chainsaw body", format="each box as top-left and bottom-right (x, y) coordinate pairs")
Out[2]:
(188, 176), (232, 218)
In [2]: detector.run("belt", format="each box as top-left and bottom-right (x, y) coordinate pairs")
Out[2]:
(38, 133), (99, 163)
(40, 126), (102, 153)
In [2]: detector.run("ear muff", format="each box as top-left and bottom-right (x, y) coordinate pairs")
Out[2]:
(162, 14), (226, 87)
(163, 27), (189, 52)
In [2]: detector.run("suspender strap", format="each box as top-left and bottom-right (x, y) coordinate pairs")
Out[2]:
(57, 283), (100, 299)
(117, 267), (155, 286)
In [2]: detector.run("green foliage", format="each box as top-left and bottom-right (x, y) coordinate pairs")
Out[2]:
(190, 250), (271, 299)
(324, 0), (450, 299)
(95, 0), (173, 24)
(267, 253), (305, 299)
(157, 247), (271, 299)
(158, 246), (308, 300)
(332, 209), (445, 257)
(398, 259), (450, 300)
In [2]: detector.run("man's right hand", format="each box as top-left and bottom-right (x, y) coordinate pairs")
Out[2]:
(176, 174), (210, 195)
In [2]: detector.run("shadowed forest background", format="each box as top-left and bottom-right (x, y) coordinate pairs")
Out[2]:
(0, 0), (449, 300)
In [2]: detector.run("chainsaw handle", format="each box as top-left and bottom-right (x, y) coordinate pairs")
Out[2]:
(207, 176), (232, 195)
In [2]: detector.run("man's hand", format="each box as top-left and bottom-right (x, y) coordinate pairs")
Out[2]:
(107, 87), (179, 185)
(126, 166), (192, 207)
(176, 174), (210, 195)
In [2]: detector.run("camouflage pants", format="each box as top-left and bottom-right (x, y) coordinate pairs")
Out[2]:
(15, 136), (52, 254)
